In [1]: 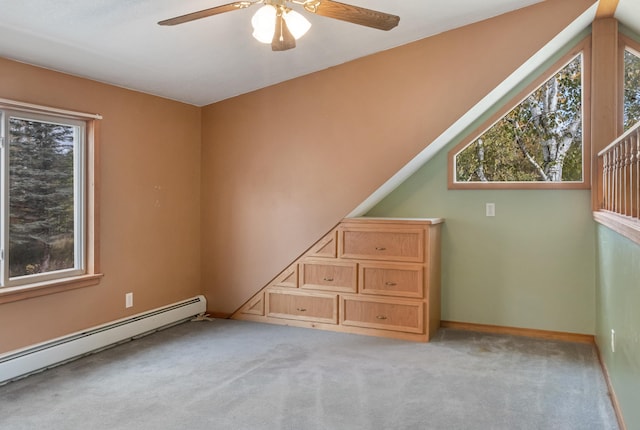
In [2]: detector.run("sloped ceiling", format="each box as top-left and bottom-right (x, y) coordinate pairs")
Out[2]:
(616, 0), (640, 36)
(0, 1), (637, 107)
(0, 0), (549, 106)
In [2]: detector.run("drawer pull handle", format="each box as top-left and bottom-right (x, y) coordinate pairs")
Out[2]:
(375, 247), (387, 251)
(296, 307), (307, 312)
(323, 277), (334, 282)
(376, 315), (388, 320)
(385, 282), (397, 286)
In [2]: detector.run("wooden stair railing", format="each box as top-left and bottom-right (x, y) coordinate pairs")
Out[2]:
(596, 121), (640, 244)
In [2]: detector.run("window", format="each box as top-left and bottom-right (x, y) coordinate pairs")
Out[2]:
(623, 46), (640, 131)
(449, 39), (590, 189)
(0, 101), (101, 302)
(1, 110), (85, 286)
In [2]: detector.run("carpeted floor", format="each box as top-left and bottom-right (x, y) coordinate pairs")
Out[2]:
(0, 319), (618, 430)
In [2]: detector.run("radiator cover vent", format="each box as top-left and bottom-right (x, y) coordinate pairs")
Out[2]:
(0, 295), (206, 384)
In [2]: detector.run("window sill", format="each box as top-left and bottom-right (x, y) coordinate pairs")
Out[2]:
(593, 211), (640, 246)
(449, 181), (590, 190)
(0, 273), (104, 304)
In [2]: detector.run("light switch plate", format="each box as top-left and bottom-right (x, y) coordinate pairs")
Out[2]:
(486, 203), (495, 217)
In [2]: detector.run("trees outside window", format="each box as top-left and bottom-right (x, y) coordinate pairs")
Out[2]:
(624, 48), (640, 131)
(454, 54), (583, 184)
(1, 111), (85, 286)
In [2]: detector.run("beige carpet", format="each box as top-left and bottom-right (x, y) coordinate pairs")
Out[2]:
(0, 319), (618, 429)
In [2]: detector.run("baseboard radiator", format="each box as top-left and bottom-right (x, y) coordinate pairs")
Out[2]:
(0, 295), (206, 385)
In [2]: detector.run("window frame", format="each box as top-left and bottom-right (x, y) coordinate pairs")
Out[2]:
(594, 32), (640, 246)
(619, 34), (640, 134)
(448, 37), (592, 190)
(0, 100), (102, 304)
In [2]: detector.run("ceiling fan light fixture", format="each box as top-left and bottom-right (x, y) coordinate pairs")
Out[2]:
(251, 5), (311, 44)
(283, 10), (311, 39)
(251, 5), (276, 43)
(159, 0), (399, 52)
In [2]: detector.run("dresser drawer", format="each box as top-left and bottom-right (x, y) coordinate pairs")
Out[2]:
(339, 227), (424, 262)
(266, 289), (338, 324)
(340, 295), (424, 334)
(299, 260), (357, 293)
(359, 263), (423, 298)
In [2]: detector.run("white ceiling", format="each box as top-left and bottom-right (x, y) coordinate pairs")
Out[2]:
(0, 1), (638, 106)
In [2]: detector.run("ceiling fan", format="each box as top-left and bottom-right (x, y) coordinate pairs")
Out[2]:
(158, 0), (400, 51)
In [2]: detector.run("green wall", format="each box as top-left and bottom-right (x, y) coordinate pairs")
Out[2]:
(366, 145), (596, 334)
(596, 226), (640, 429)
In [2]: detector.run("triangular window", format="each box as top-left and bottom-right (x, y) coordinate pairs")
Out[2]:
(449, 39), (589, 188)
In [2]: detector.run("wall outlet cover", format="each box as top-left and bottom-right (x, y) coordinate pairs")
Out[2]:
(486, 203), (496, 217)
(611, 329), (615, 353)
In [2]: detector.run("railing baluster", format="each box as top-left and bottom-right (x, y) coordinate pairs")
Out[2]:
(615, 145), (621, 213)
(625, 139), (631, 216)
(598, 121), (640, 220)
(602, 151), (609, 210)
(609, 147), (614, 212)
(606, 151), (613, 211)
(636, 130), (640, 220)
(631, 133), (637, 219)
(619, 145), (624, 214)
(610, 147), (615, 212)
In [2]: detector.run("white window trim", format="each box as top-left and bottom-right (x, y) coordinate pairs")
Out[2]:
(447, 36), (592, 190)
(0, 100), (102, 302)
(622, 41), (640, 132)
(0, 98), (102, 121)
(1, 110), (86, 286)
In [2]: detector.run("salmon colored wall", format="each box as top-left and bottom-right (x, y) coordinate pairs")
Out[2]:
(0, 58), (202, 353)
(200, 0), (596, 314)
(0, 0), (596, 352)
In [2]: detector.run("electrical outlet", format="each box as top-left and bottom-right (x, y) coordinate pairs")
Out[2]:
(611, 329), (615, 353)
(486, 203), (495, 217)
(125, 292), (133, 308)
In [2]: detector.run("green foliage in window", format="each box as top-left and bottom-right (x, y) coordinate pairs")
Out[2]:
(8, 118), (76, 277)
(456, 55), (583, 182)
(624, 49), (640, 131)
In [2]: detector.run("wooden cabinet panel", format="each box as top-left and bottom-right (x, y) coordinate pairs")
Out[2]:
(308, 231), (337, 258)
(240, 293), (265, 316)
(266, 289), (338, 324)
(340, 295), (424, 334)
(232, 218), (442, 342)
(359, 263), (423, 298)
(340, 227), (424, 262)
(271, 264), (297, 288)
(300, 260), (357, 293)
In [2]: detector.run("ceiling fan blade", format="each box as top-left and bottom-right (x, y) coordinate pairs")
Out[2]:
(304, 0), (399, 31)
(271, 9), (296, 51)
(158, 1), (256, 26)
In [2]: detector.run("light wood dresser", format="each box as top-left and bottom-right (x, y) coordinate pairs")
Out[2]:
(232, 217), (443, 342)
